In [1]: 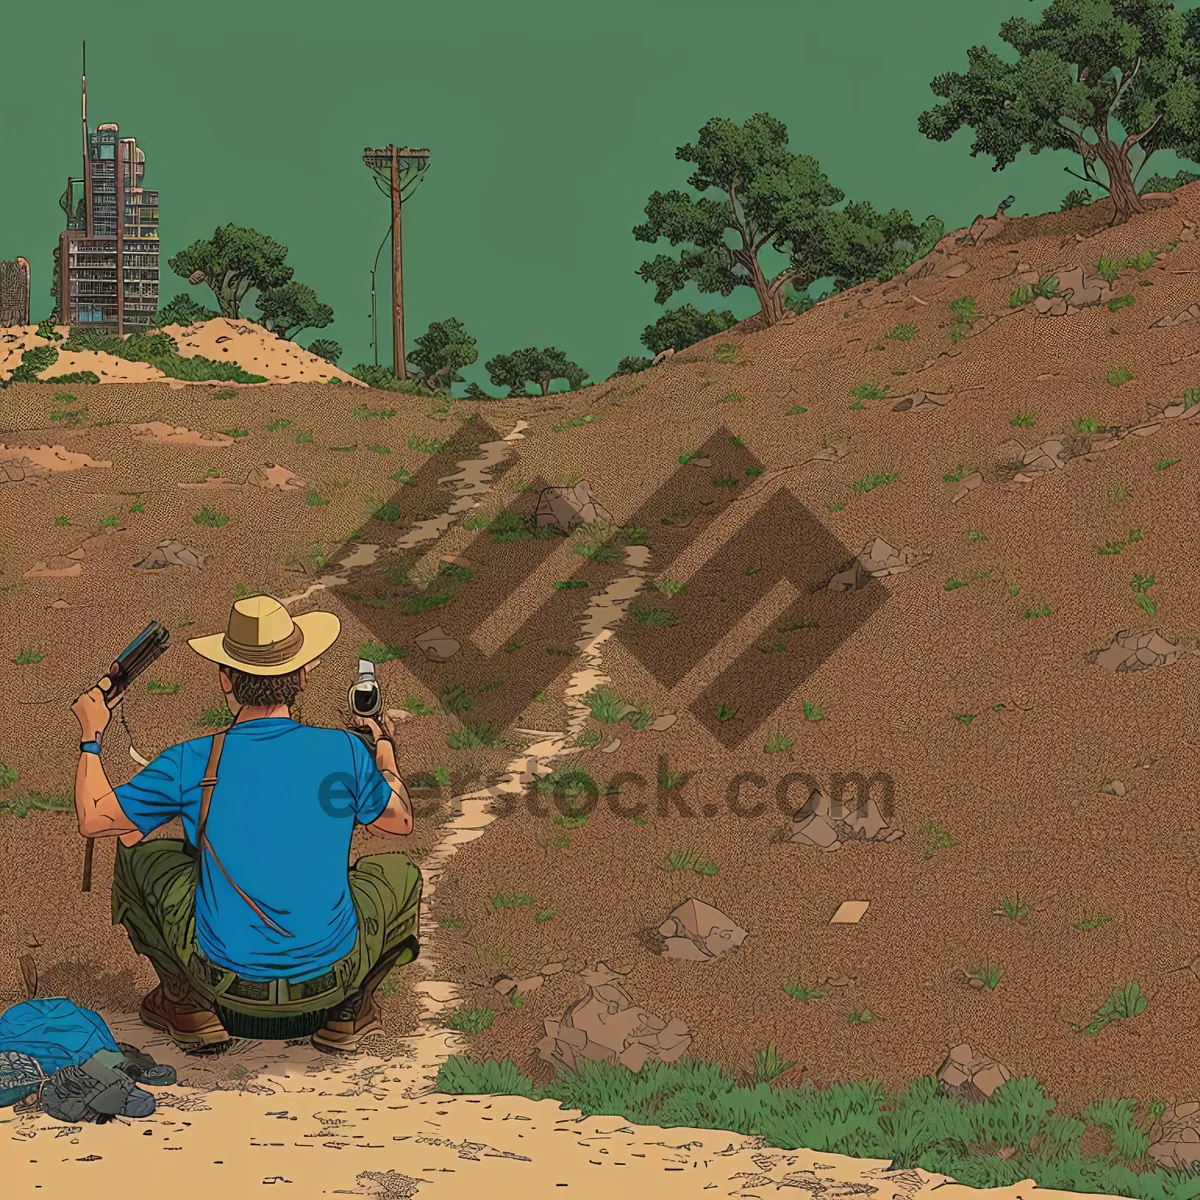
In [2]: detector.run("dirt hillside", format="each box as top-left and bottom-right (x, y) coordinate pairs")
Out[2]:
(3, 184), (1200, 1190)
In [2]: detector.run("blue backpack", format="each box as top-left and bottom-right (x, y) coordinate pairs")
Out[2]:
(0, 998), (120, 1107)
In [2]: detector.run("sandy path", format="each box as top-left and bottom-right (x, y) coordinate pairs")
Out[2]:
(0, 417), (1123, 1198)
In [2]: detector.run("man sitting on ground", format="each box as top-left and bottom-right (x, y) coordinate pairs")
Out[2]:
(70, 594), (420, 1055)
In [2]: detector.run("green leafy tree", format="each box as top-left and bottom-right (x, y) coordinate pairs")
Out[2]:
(1140, 167), (1200, 193)
(484, 347), (588, 396)
(634, 113), (940, 326)
(307, 338), (342, 364)
(407, 318), (479, 391)
(254, 282), (333, 340)
(149, 292), (219, 329)
(610, 355), (654, 378)
(168, 225), (294, 318)
(640, 305), (738, 356)
(918, 0), (1200, 225)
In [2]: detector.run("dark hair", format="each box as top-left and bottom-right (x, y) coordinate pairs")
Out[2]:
(224, 667), (304, 708)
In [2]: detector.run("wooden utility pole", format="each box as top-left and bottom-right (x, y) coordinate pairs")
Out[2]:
(363, 144), (429, 382)
(390, 145), (406, 380)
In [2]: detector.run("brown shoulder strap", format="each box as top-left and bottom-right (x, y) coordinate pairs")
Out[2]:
(195, 731), (226, 851)
(194, 730), (294, 939)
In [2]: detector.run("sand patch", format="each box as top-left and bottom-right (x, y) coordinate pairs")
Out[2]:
(0, 444), (112, 473)
(158, 317), (368, 386)
(246, 463), (306, 491)
(130, 422), (235, 447)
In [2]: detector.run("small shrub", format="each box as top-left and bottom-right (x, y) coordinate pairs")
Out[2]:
(801, 700), (824, 722)
(13, 649), (43, 665)
(852, 471), (899, 494)
(1009, 284), (1034, 307)
(1076, 912), (1113, 932)
(714, 343), (739, 363)
(535, 908), (557, 922)
(968, 963), (1004, 990)
(146, 680), (180, 695)
(850, 382), (888, 402)
(1068, 982), (1146, 1036)
(295, 429), (314, 444)
(447, 722), (506, 750)
(783, 981), (827, 1003)
(922, 822), (957, 858)
(491, 892), (535, 909)
(443, 1005), (496, 1035)
(1154, 457), (1178, 471)
(352, 403), (398, 421)
(193, 508), (229, 528)
(1000, 896), (1031, 922)
(0, 764), (17, 789)
(1073, 415), (1102, 433)
(359, 641), (408, 663)
(886, 323), (918, 342)
(1106, 365), (1134, 387)
(746, 1043), (796, 1087)
(629, 602), (679, 628)
(1023, 603), (1052, 619)
(1010, 411), (1036, 427)
(304, 490), (329, 507)
(403, 591), (454, 615)
(1032, 274), (1060, 299)
(764, 731), (793, 754)
(1107, 293), (1136, 312)
(266, 418), (291, 431)
(714, 703), (739, 721)
(719, 391), (745, 404)
(847, 1009), (884, 1025)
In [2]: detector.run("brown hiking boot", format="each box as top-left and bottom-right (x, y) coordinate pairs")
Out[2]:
(310, 986), (384, 1053)
(139, 986), (231, 1051)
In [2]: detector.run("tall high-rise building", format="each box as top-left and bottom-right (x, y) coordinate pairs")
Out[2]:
(51, 50), (159, 333)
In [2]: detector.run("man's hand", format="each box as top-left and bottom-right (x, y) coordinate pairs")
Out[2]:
(72, 684), (118, 742)
(350, 710), (398, 747)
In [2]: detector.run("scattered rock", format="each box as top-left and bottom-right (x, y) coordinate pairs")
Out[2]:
(950, 472), (983, 503)
(891, 393), (948, 413)
(47, 598), (71, 610)
(1153, 303), (1200, 328)
(540, 962), (566, 976)
(1092, 629), (1183, 673)
(655, 899), (747, 961)
(830, 901), (870, 924)
(492, 976), (516, 997)
(133, 540), (206, 571)
(651, 347), (675, 367)
(534, 481), (613, 531)
(936, 1045), (1013, 1104)
(24, 557), (83, 579)
(789, 785), (903, 851)
(1034, 294), (1069, 317)
(1149, 1103), (1200, 1168)
(647, 714), (677, 732)
(513, 976), (544, 996)
(130, 422), (235, 447)
(827, 538), (930, 592)
(415, 626), (460, 662)
(536, 966), (691, 1074)
(1099, 780), (1127, 797)
(246, 464), (306, 491)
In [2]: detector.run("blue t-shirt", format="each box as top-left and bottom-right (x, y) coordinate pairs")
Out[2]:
(114, 718), (392, 983)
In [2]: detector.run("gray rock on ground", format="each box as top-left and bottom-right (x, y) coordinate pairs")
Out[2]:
(936, 1044), (1013, 1104)
(415, 626), (460, 662)
(536, 965), (691, 1074)
(656, 899), (747, 961)
(534, 481), (613, 531)
(1093, 629), (1183, 673)
(133, 540), (206, 570)
(789, 786), (904, 852)
(827, 538), (929, 592)
(1149, 1102), (1200, 1168)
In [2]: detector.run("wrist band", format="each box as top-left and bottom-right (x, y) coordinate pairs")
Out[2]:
(80, 740), (102, 756)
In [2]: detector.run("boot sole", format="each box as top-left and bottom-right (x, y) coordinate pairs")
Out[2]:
(310, 1016), (384, 1054)
(140, 1000), (231, 1049)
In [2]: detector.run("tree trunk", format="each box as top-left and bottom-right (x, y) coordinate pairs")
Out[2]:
(1095, 136), (1146, 224)
(749, 259), (785, 325)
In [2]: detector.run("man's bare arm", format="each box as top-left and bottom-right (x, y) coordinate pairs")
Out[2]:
(72, 685), (139, 841)
(368, 735), (413, 837)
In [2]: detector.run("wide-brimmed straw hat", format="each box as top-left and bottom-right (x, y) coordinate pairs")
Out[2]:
(187, 595), (340, 676)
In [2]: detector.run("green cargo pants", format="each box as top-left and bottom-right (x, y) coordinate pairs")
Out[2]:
(111, 838), (422, 1020)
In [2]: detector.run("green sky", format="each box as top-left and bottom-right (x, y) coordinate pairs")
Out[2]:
(0, 0), (1187, 389)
